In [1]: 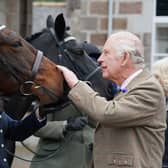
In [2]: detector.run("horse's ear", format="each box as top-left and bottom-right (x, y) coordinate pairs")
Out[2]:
(46, 15), (54, 28)
(54, 13), (66, 41)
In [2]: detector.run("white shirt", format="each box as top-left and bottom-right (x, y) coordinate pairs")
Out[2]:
(120, 69), (143, 90)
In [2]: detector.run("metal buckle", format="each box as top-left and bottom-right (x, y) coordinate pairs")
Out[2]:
(20, 81), (36, 96)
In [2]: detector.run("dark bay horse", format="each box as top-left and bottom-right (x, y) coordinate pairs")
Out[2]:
(0, 24), (67, 166)
(0, 25), (64, 105)
(1, 14), (116, 165)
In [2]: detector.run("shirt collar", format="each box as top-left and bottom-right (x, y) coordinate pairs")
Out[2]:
(120, 69), (143, 90)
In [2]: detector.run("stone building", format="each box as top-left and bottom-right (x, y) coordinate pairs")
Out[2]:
(67, 0), (168, 67)
(1, 0), (167, 67)
(67, 0), (153, 67)
(0, 0), (168, 167)
(0, 0), (32, 37)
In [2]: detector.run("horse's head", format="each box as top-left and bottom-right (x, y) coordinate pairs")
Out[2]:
(0, 25), (64, 105)
(27, 13), (115, 100)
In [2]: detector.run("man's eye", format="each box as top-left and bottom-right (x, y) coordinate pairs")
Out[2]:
(103, 50), (108, 55)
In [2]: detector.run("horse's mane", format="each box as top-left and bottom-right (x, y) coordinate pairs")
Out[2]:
(26, 28), (88, 58)
(25, 29), (48, 42)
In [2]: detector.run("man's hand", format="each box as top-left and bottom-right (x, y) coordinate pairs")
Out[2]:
(57, 65), (79, 88)
(66, 116), (88, 131)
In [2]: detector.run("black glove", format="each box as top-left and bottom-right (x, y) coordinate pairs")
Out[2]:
(66, 116), (88, 131)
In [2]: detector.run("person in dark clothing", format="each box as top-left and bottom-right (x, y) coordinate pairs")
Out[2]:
(0, 98), (46, 168)
(152, 57), (168, 168)
(163, 107), (168, 167)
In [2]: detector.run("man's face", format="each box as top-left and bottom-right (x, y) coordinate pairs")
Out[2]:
(98, 38), (122, 83)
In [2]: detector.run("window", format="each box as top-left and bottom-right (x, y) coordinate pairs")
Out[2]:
(156, 0), (168, 16)
(151, 0), (168, 64)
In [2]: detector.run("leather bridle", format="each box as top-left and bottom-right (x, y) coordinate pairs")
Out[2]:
(48, 27), (100, 81)
(0, 25), (61, 102)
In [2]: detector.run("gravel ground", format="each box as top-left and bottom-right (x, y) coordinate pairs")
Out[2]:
(11, 136), (39, 168)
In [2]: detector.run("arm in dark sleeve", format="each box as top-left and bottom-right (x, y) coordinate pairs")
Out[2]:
(4, 112), (46, 141)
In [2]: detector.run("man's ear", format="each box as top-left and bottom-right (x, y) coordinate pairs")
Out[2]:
(120, 51), (130, 66)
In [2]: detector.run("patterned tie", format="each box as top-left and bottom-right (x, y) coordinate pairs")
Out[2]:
(119, 88), (128, 93)
(116, 86), (128, 93)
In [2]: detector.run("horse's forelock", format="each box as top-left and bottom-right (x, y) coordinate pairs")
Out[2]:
(26, 31), (43, 42)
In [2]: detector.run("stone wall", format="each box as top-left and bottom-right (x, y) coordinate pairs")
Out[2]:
(0, 0), (154, 65)
(0, 0), (32, 37)
(67, 0), (153, 67)
(32, 2), (67, 33)
(0, 0), (20, 33)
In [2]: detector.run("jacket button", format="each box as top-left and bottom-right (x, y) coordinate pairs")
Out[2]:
(3, 158), (7, 162)
(0, 129), (3, 133)
(0, 115), (2, 119)
(1, 144), (4, 148)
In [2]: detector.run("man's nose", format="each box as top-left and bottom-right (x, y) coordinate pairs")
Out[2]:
(97, 59), (101, 66)
(97, 55), (103, 65)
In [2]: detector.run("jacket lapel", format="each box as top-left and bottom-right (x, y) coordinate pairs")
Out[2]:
(96, 69), (152, 130)
(114, 68), (152, 100)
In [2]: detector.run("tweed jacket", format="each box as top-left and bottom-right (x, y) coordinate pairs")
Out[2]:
(68, 69), (166, 168)
(0, 111), (46, 168)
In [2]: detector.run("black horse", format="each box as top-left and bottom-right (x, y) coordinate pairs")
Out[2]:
(26, 14), (114, 100)
(5, 13), (117, 166)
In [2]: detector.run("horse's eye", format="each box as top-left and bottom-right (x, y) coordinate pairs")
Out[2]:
(11, 41), (22, 48)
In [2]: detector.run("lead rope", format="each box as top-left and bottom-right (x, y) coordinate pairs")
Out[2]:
(5, 132), (74, 163)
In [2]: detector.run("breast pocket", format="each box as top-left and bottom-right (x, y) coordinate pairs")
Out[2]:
(107, 153), (134, 167)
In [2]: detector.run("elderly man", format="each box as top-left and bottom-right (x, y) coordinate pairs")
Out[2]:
(58, 31), (166, 168)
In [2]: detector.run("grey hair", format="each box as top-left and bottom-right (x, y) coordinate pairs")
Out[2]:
(152, 57), (168, 96)
(110, 32), (145, 68)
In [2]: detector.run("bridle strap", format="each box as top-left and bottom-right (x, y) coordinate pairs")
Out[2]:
(0, 27), (62, 103)
(19, 50), (43, 96)
(63, 36), (76, 43)
(85, 66), (101, 81)
(48, 27), (100, 82)
(20, 50), (60, 101)
(31, 50), (43, 81)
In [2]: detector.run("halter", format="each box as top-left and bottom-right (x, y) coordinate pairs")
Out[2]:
(20, 50), (43, 95)
(48, 27), (100, 81)
(0, 49), (42, 95)
(1, 26), (104, 163)
(0, 26), (60, 101)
